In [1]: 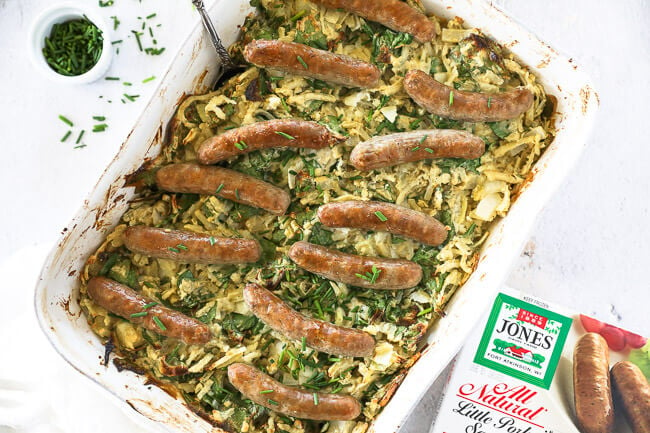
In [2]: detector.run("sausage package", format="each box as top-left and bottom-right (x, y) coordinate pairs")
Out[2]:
(429, 289), (649, 433)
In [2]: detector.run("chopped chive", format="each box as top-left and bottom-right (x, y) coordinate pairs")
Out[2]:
(449, 91), (454, 106)
(374, 211), (388, 222)
(142, 75), (156, 83)
(234, 141), (247, 150)
(260, 389), (274, 394)
(105, 76), (120, 81)
(296, 55), (308, 69)
(60, 130), (72, 142)
(328, 357), (341, 362)
(419, 134), (428, 144)
(313, 393), (319, 405)
(176, 244), (188, 251)
(209, 236), (216, 246)
(76, 130), (85, 144)
(123, 94), (140, 102)
(132, 30), (143, 51)
(122, 81), (132, 86)
(92, 116), (106, 121)
(58, 115), (73, 127)
(424, 148), (434, 154)
(92, 124), (108, 132)
(111, 40), (122, 45)
(267, 398), (279, 406)
(417, 307), (433, 317)
(130, 311), (148, 318)
(301, 337), (306, 351)
(167, 247), (180, 253)
(110, 16), (120, 30)
(223, 125), (237, 130)
(487, 96), (492, 108)
(99, 0), (114, 6)
(143, 302), (158, 309)
(290, 10), (307, 21)
(215, 183), (224, 194)
(275, 131), (295, 140)
(411, 146), (420, 151)
(235, 189), (240, 200)
(146, 13), (157, 19)
(152, 316), (166, 331)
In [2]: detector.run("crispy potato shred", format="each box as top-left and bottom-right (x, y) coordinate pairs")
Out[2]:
(79, 1), (554, 431)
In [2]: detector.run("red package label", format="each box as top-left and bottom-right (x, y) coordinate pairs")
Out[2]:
(517, 309), (547, 329)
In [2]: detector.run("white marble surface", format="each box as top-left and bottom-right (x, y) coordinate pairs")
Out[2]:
(0, 0), (647, 432)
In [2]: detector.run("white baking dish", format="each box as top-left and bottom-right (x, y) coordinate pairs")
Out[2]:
(34, 1), (598, 432)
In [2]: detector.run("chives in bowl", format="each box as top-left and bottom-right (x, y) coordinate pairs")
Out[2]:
(43, 17), (104, 77)
(29, 4), (112, 84)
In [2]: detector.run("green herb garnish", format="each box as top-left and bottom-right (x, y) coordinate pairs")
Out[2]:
(355, 265), (382, 284)
(313, 393), (319, 405)
(209, 236), (217, 246)
(215, 184), (224, 194)
(153, 316), (166, 331)
(143, 302), (158, 309)
(275, 131), (295, 140)
(234, 141), (247, 150)
(130, 311), (148, 318)
(167, 247), (180, 253)
(424, 148), (434, 154)
(176, 244), (188, 251)
(267, 398), (279, 406)
(374, 211), (388, 222)
(76, 130), (85, 144)
(43, 19), (104, 76)
(296, 55), (309, 69)
(259, 389), (274, 394)
(60, 131), (72, 142)
(449, 91), (454, 106)
(142, 76), (156, 83)
(487, 96), (492, 108)
(58, 115), (74, 127)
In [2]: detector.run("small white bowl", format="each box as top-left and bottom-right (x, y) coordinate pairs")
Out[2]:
(29, 3), (113, 84)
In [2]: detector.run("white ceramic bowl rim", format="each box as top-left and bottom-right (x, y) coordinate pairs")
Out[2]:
(29, 2), (112, 84)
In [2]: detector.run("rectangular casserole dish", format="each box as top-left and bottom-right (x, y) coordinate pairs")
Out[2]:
(34, 0), (598, 432)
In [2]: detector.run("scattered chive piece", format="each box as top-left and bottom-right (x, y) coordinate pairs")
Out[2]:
(142, 75), (156, 83)
(110, 16), (120, 30)
(167, 247), (180, 253)
(176, 244), (188, 251)
(130, 311), (148, 318)
(215, 184), (224, 194)
(487, 96), (492, 108)
(143, 302), (158, 309)
(235, 189), (240, 200)
(123, 81), (133, 86)
(328, 357), (341, 362)
(146, 13), (157, 19)
(105, 76), (120, 81)
(99, 0), (114, 6)
(267, 399), (279, 406)
(73, 144), (87, 149)
(424, 148), (434, 154)
(374, 211), (388, 222)
(417, 307), (433, 317)
(449, 91), (454, 106)
(58, 115), (73, 127)
(123, 94), (140, 102)
(296, 55), (308, 69)
(111, 40), (122, 45)
(209, 236), (216, 246)
(92, 116), (106, 121)
(153, 316), (166, 331)
(260, 389), (274, 394)
(131, 30), (143, 51)
(313, 393), (319, 405)
(411, 146), (420, 151)
(76, 130), (85, 144)
(223, 125), (237, 130)
(301, 336), (307, 351)
(290, 10), (307, 22)
(419, 134), (428, 144)
(234, 141), (247, 150)
(92, 124), (108, 132)
(275, 131), (295, 140)
(60, 131), (72, 142)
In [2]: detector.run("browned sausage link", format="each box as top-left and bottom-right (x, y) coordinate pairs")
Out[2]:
(318, 200), (448, 246)
(197, 119), (345, 165)
(349, 129), (484, 171)
(244, 284), (375, 357)
(404, 69), (534, 122)
(288, 241), (422, 290)
(123, 226), (261, 265)
(156, 163), (291, 215)
(228, 363), (361, 420)
(87, 277), (211, 344)
(310, 0), (436, 43)
(573, 333), (614, 433)
(243, 40), (381, 89)
(611, 361), (650, 433)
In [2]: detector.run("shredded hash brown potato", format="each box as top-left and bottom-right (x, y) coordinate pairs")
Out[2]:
(79, 1), (554, 431)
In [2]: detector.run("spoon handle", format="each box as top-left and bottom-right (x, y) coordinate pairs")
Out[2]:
(192, 0), (235, 77)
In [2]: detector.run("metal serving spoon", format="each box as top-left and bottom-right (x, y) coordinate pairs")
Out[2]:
(191, 0), (245, 88)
